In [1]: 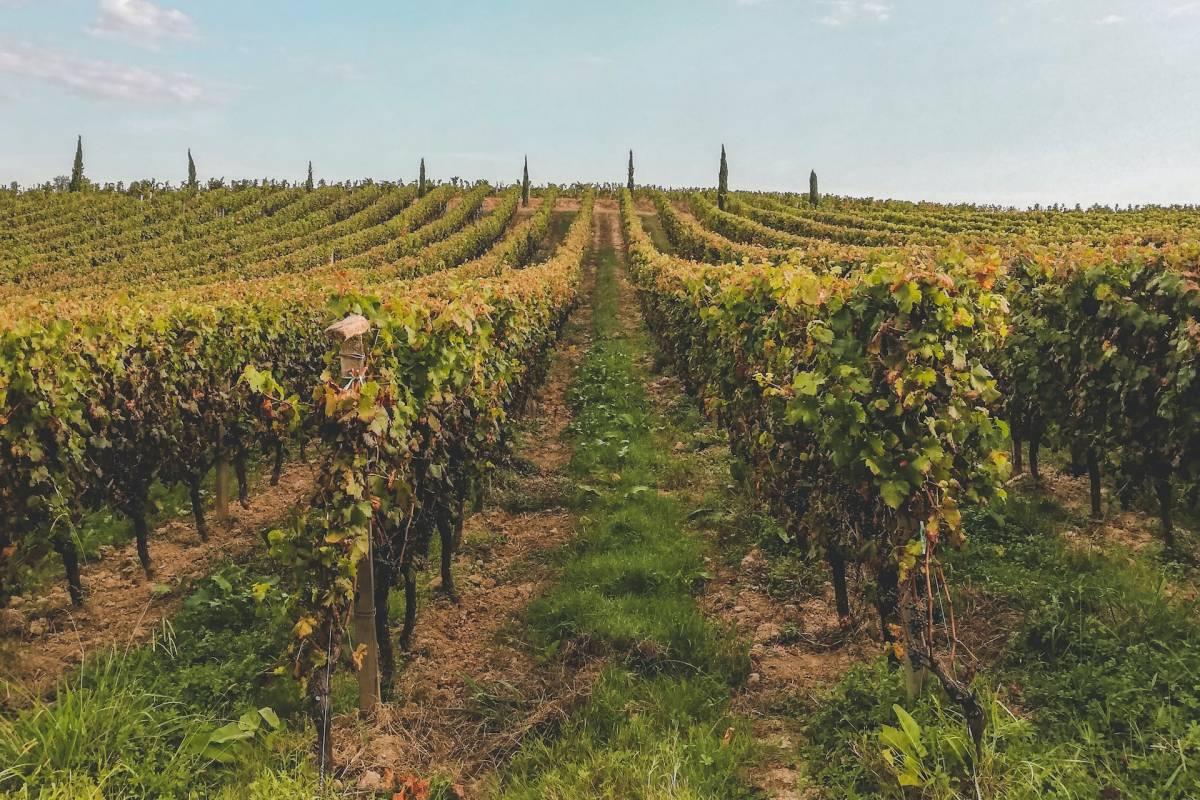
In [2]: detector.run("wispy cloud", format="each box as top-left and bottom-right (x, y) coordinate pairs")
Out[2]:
(87, 0), (196, 45)
(1095, 13), (1125, 24)
(0, 42), (206, 103)
(1168, 2), (1200, 16)
(819, 0), (892, 26)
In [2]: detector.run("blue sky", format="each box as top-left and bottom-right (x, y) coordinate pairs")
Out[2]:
(1, 0), (1198, 206)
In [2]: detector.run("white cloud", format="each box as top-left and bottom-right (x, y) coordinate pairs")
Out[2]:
(819, 0), (892, 26)
(1168, 2), (1200, 16)
(0, 42), (206, 103)
(87, 0), (196, 44)
(1095, 13), (1125, 24)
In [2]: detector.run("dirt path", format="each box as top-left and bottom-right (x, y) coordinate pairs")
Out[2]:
(0, 463), (316, 705)
(592, 198), (623, 252)
(703, 553), (876, 800)
(332, 208), (605, 794)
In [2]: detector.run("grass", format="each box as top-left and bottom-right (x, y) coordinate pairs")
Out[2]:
(0, 562), (326, 799)
(491, 229), (757, 799)
(637, 209), (674, 255)
(798, 492), (1200, 800)
(0, 656), (213, 797)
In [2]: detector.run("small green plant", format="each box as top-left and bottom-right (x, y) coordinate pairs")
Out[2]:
(879, 703), (978, 794)
(189, 706), (282, 764)
(881, 704), (931, 788)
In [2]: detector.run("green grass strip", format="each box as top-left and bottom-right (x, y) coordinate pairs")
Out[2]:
(493, 229), (757, 800)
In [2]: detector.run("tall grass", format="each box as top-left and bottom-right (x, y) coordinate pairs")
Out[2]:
(0, 565), (318, 798)
(0, 655), (212, 797)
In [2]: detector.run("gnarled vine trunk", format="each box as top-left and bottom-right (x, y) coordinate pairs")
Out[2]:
(1029, 422), (1043, 481)
(53, 533), (84, 607)
(188, 476), (208, 542)
(130, 497), (152, 577)
(373, 558), (396, 699)
(270, 441), (285, 486)
(1087, 448), (1103, 519)
(1154, 475), (1176, 552)
(828, 547), (851, 622)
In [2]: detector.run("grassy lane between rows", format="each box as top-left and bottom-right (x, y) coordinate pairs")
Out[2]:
(488, 223), (759, 799)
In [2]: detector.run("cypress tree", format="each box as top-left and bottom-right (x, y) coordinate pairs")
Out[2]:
(809, 170), (819, 207)
(521, 156), (530, 207)
(187, 149), (197, 190)
(305, 161), (314, 192)
(418, 158), (427, 197)
(717, 145), (729, 211)
(69, 135), (85, 193)
(627, 150), (635, 194)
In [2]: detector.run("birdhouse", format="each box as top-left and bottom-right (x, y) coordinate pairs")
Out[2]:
(325, 314), (370, 380)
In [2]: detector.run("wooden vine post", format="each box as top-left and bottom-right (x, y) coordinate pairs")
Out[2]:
(326, 314), (382, 715)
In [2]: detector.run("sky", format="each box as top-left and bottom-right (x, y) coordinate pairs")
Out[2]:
(1, 0), (1199, 207)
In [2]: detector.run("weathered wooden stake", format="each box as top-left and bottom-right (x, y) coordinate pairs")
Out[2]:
(354, 533), (381, 714)
(326, 313), (380, 714)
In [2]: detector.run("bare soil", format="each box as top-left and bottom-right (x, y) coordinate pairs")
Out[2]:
(590, 198), (620, 249)
(1025, 465), (1175, 555)
(0, 463), (317, 705)
(481, 196), (543, 214)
